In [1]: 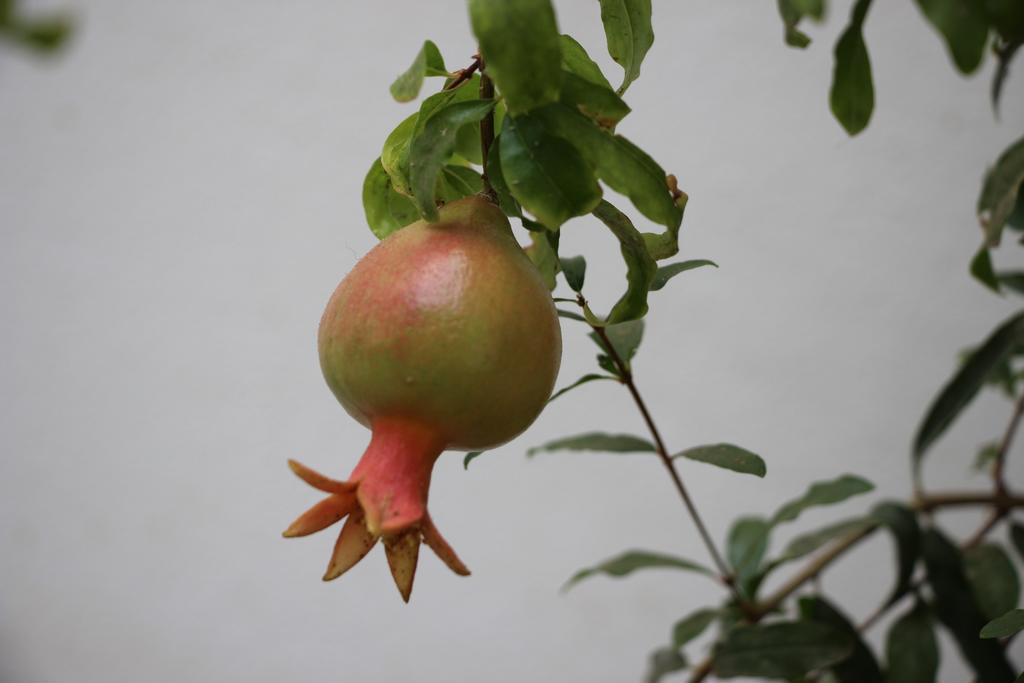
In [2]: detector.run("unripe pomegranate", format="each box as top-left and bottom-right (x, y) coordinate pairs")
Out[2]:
(284, 196), (562, 600)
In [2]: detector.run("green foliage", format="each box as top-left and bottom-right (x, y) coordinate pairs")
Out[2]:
(914, 310), (1024, 463)
(799, 596), (884, 682)
(547, 373), (616, 403)
(389, 40), (447, 102)
(885, 601), (939, 683)
(979, 136), (1024, 248)
(559, 34), (613, 90)
(922, 529), (1017, 682)
(526, 229), (560, 290)
(559, 70), (631, 129)
(1012, 521), (1024, 561)
(672, 444), (766, 478)
(0, 0), (72, 55)
(362, 158), (418, 239)
(409, 100), (494, 221)
(650, 260), (718, 291)
(980, 609), (1024, 639)
(592, 201), (658, 322)
(559, 255), (587, 292)
(645, 647), (687, 683)
(469, 0), (562, 114)
(532, 105), (684, 233)
(771, 474), (875, 525)
(971, 246), (1001, 292)
(965, 543), (1021, 621)
(871, 502), (921, 607)
(499, 114), (602, 229)
(462, 451), (484, 469)
(589, 318), (645, 375)
(913, 0), (990, 74)
(774, 517), (874, 564)
(671, 608), (718, 648)
(527, 432), (655, 456)
(777, 0), (815, 48)
(597, 0), (654, 94)
(711, 621), (854, 680)
(830, 0), (875, 136)
(727, 516), (771, 590)
(564, 550), (714, 591)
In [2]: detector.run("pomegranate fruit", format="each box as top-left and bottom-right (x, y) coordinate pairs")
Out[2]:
(284, 196), (562, 600)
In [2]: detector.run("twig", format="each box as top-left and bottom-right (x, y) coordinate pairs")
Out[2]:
(443, 55), (480, 91)
(686, 489), (1024, 682)
(992, 391), (1024, 496)
(478, 58), (497, 202)
(586, 307), (742, 608)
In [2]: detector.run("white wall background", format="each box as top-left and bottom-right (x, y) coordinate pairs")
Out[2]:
(2, 1), (1022, 681)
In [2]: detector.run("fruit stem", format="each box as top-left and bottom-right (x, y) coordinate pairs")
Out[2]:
(478, 56), (498, 204)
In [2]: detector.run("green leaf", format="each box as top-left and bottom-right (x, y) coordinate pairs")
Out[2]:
(362, 158), (418, 239)
(559, 34), (613, 90)
(830, 0), (875, 136)
(712, 621), (854, 680)
(408, 100), (495, 221)
(771, 474), (875, 526)
(778, 0), (814, 48)
(589, 318), (646, 368)
(548, 373), (616, 403)
(528, 432), (655, 457)
(557, 308), (586, 322)
(559, 70), (631, 129)
(791, 0), (825, 20)
(389, 40), (447, 102)
(598, 0), (654, 94)
(500, 114), (602, 229)
(1009, 182), (1024, 230)
(672, 444), (766, 478)
(871, 502), (921, 607)
(650, 260), (718, 291)
(979, 136), (1024, 248)
(776, 517), (874, 564)
(728, 516), (771, 588)
(885, 601), (939, 683)
(914, 310), (1024, 462)
(468, 0), (562, 114)
(533, 104), (683, 234)
(671, 608), (718, 648)
(799, 596), (884, 683)
(646, 647), (687, 683)
(922, 528), (1016, 682)
(974, 441), (1001, 473)
(981, 609), (1024, 638)
(5, 12), (72, 53)
(971, 246), (1002, 293)
(913, 0), (990, 74)
(560, 255), (587, 292)
(485, 139), (522, 218)
(437, 165), (484, 202)
(591, 201), (658, 322)
(526, 229), (560, 290)
(463, 451), (484, 469)
(999, 272), (1024, 296)
(1011, 521), (1024, 561)
(564, 550), (714, 590)
(965, 543), (1021, 620)
(381, 113), (419, 197)
(992, 40), (1022, 115)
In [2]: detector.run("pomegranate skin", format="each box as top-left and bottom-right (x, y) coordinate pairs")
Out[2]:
(318, 196), (562, 450)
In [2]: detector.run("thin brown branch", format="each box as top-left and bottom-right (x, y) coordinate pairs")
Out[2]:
(478, 59), (497, 202)
(443, 55), (480, 91)
(686, 488), (1024, 682)
(993, 391), (1024, 496)
(587, 313), (743, 609)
